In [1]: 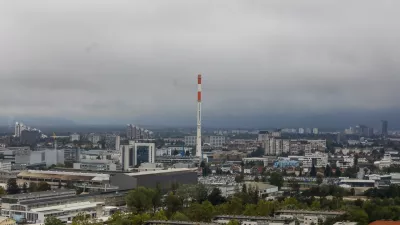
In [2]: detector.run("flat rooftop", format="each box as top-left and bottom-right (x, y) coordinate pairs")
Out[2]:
(125, 168), (197, 176)
(17, 170), (110, 181)
(3, 189), (75, 200)
(31, 201), (104, 214)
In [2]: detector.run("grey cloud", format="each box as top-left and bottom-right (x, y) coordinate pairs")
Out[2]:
(0, 0), (399, 126)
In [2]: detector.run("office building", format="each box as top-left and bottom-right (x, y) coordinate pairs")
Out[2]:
(70, 133), (80, 142)
(381, 120), (388, 136)
(120, 142), (155, 171)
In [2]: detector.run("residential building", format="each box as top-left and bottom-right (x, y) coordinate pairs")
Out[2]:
(88, 134), (101, 145)
(258, 131), (270, 142)
(381, 120), (388, 136)
(0, 161), (12, 171)
(298, 128), (305, 134)
(312, 128), (319, 135)
(206, 136), (226, 147)
(336, 156), (354, 169)
(126, 125), (152, 140)
(184, 136), (197, 146)
(301, 152), (328, 168)
(265, 138), (287, 156)
(70, 133), (80, 142)
(244, 182), (279, 197)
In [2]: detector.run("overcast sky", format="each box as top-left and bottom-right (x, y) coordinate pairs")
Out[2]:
(1, 1), (399, 127)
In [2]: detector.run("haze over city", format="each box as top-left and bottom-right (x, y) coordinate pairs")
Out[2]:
(1, 0), (400, 128)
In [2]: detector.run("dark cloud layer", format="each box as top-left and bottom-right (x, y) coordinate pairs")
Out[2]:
(0, 0), (399, 126)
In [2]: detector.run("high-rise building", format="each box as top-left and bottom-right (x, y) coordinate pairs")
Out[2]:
(120, 142), (155, 171)
(298, 128), (305, 134)
(126, 124), (152, 140)
(312, 128), (319, 135)
(70, 133), (80, 142)
(381, 120), (388, 136)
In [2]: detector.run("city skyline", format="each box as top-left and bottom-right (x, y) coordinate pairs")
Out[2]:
(1, 1), (400, 127)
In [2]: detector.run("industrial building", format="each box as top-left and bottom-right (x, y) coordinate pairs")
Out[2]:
(1, 189), (125, 224)
(73, 159), (119, 171)
(110, 168), (197, 191)
(213, 215), (294, 225)
(16, 168), (197, 192)
(16, 170), (111, 190)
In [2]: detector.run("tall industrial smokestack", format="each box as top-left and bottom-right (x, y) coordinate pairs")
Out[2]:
(196, 74), (202, 158)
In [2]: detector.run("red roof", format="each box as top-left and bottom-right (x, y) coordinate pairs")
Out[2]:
(369, 221), (400, 225)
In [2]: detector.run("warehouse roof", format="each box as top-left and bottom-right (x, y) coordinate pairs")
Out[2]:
(17, 170), (110, 181)
(125, 168), (196, 176)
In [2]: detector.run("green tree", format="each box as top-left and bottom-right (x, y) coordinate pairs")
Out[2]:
(37, 181), (51, 191)
(152, 210), (168, 221)
(324, 164), (331, 177)
(208, 187), (226, 205)
(165, 193), (183, 218)
(316, 174), (323, 185)
(0, 186), (6, 197)
(349, 209), (368, 225)
(125, 187), (155, 213)
(254, 176), (260, 182)
(107, 212), (132, 225)
(29, 182), (38, 192)
(227, 220), (240, 225)
(171, 212), (190, 221)
(243, 204), (257, 216)
(71, 213), (101, 225)
(195, 183), (209, 203)
(335, 168), (342, 177)
(268, 172), (284, 189)
(256, 200), (276, 216)
(152, 183), (162, 213)
(186, 201), (215, 222)
(44, 216), (64, 225)
(7, 178), (20, 194)
(310, 164), (317, 177)
(131, 213), (151, 225)
(22, 183), (28, 193)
